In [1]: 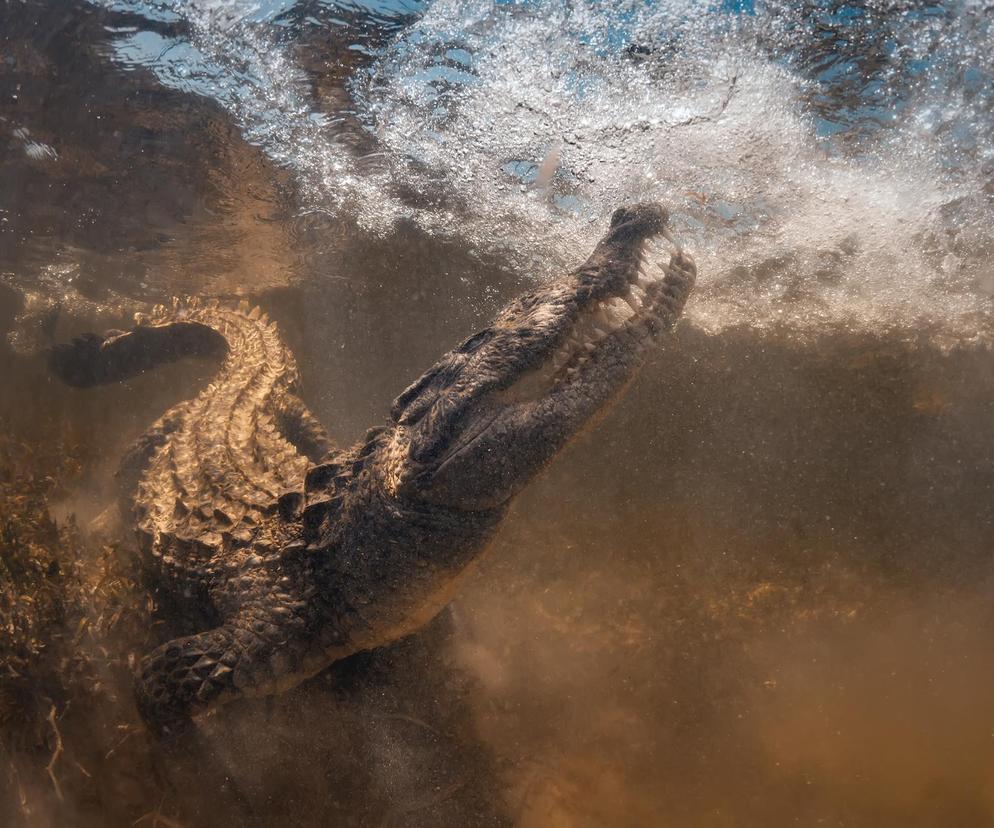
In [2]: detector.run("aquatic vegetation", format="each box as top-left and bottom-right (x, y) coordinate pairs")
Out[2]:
(0, 434), (86, 742)
(0, 432), (157, 824)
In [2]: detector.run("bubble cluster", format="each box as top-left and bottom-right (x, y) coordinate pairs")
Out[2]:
(358, 0), (994, 339)
(104, 0), (994, 340)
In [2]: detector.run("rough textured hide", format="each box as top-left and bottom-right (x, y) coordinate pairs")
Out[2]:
(48, 203), (696, 732)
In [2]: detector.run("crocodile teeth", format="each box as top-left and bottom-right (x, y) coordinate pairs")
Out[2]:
(603, 297), (636, 326)
(660, 227), (682, 253)
(537, 229), (688, 386)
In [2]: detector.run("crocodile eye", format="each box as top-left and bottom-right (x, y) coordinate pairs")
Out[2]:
(456, 330), (491, 354)
(610, 206), (629, 227)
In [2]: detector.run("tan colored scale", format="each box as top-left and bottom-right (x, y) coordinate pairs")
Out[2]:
(136, 300), (309, 577)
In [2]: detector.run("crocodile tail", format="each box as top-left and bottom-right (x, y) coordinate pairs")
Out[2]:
(48, 298), (228, 387)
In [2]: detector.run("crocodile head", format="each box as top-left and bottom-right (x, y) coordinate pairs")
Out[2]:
(380, 203), (696, 512)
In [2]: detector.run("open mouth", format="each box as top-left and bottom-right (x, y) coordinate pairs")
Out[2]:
(432, 225), (691, 485)
(511, 230), (690, 397)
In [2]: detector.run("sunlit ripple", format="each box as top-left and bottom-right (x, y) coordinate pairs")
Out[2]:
(91, 0), (994, 343)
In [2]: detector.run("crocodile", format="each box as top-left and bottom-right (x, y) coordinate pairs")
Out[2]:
(49, 203), (696, 733)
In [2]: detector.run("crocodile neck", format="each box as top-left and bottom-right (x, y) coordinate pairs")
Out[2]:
(304, 471), (506, 652)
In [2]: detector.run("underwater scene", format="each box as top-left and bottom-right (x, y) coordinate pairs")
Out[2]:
(2, 0), (994, 825)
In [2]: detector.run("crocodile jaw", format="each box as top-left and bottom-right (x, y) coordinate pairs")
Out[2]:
(384, 203), (697, 511)
(421, 251), (696, 509)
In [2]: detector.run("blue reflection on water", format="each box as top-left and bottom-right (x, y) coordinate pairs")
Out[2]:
(92, 0), (992, 167)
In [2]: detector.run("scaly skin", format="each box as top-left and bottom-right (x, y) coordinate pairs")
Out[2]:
(49, 204), (697, 733)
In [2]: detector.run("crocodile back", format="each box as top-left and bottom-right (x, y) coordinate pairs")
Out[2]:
(129, 300), (311, 581)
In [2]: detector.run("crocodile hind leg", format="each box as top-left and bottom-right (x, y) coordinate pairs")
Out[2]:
(135, 597), (322, 733)
(273, 393), (336, 462)
(117, 402), (190, 515)
(84, 403), (191, 541)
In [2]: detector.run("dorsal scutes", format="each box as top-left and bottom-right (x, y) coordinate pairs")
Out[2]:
(136, 298), (312, 561)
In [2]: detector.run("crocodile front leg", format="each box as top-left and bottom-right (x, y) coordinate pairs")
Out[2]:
(136, 624), (241, 732)
(136, 596), (324, 732)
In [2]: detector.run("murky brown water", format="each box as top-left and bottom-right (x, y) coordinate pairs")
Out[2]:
(3, 1), (994, 826)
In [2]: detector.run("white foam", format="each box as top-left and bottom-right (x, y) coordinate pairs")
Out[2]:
(112, 0), (994, 342)
(359, 0), (994, 341)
